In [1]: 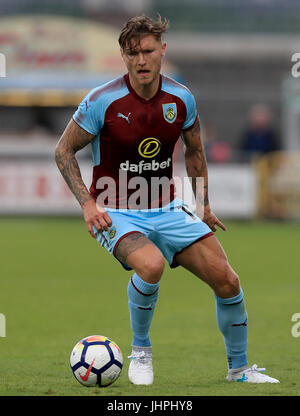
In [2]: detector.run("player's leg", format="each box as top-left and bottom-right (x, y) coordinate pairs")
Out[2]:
(174, 233), (240, 297)
(115, 232), (164, 349)
(174, 234), (247, 366)
(175, 235), (279, 383)
(95, 210), (164, 385)
(114, 232), (165, 385)
(115, 231), (165, 284)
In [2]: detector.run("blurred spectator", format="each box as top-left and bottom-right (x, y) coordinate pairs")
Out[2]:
(29, 107), (55, 135)
(203, 122), (232, 164)
(240, 104), (279, 162)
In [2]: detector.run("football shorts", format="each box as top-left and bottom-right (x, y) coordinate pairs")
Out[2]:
(94, 198), (213, 270)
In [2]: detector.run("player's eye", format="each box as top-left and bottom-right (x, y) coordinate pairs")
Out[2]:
(127, 51), (138, 57)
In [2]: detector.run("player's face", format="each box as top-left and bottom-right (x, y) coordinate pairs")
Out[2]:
(121, 35), (166, 88)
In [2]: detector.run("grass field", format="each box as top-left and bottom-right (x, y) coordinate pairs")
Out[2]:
(0, 216), (299, 397)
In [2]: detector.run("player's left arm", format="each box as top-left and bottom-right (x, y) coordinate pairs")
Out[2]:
(182, 116), (226, 232)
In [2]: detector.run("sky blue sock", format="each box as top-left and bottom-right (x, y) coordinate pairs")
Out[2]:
(215, 288), (248, 370)
(127, 273), (160, 347)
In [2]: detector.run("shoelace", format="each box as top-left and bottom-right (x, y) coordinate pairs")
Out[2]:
(128, 351), (146, 360)
(245, 364), (266, 373)
(128, 351), (152, 362)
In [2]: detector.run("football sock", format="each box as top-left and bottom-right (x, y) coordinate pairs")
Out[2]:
(215, 288), (248, 370)
(127, 273), (160, 347)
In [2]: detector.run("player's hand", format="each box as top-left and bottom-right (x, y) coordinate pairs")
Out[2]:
(202, 207), (226, 232)
(81, 199), (112, 239)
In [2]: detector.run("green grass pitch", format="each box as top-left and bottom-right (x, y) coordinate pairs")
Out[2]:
(0, 216), (299, 396)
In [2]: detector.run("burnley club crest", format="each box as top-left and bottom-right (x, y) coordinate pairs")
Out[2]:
(162, 103), (177, 123)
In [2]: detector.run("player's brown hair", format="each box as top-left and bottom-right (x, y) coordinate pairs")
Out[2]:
(118, 15), (169, 50)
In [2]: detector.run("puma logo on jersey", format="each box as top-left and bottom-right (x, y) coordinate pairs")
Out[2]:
(117, 112), (131, 124)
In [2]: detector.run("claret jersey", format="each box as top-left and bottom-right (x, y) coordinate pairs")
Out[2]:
(73, 73), (197, 209)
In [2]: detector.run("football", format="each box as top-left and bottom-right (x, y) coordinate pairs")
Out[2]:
(70, 335), (123, 387)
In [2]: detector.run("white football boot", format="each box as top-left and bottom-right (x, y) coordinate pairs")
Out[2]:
(128, 346), (154, 385)
(227, 364), (280, 383)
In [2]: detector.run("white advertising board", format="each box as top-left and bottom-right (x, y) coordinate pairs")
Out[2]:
(0, 161), (257, 218)
(0, 161), (91, 214)
(208, 165), (257, 218)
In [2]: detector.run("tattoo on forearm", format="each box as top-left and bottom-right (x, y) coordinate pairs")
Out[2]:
(199, 183), (209, 207)
(55, 151), (92, 206)
(55, 120), (94, 206)
(184, 116), (209, 207)
(190, 116), (200, 138)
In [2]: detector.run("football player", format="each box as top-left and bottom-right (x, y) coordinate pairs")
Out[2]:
(55, 15), (279, 385)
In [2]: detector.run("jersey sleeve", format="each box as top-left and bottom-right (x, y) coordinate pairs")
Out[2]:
(73, 87), (104, 136)
(182, 91), (198, 130)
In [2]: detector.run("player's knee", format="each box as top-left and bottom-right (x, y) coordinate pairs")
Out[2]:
(216, 262), (240, 298)
(137, 256), (165, 283)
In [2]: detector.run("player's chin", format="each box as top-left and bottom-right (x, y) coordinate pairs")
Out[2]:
(137, 75), (153, 85)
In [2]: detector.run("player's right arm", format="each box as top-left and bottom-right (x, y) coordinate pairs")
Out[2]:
(55, 119), (112, 238)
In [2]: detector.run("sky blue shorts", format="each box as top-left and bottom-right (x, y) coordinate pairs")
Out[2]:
(94, 198), (213, 270)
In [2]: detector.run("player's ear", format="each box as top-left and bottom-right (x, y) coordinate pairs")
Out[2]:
(161, 41), (167, 57)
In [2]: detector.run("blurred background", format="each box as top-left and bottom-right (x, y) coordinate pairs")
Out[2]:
(2, 2), (300, 397)
(0, 0), (300, 220)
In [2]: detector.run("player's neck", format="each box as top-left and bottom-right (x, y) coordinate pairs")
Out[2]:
(129, 73), (160, 100)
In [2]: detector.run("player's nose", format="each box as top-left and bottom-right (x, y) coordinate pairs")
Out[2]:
(137, 52), (146, 65)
